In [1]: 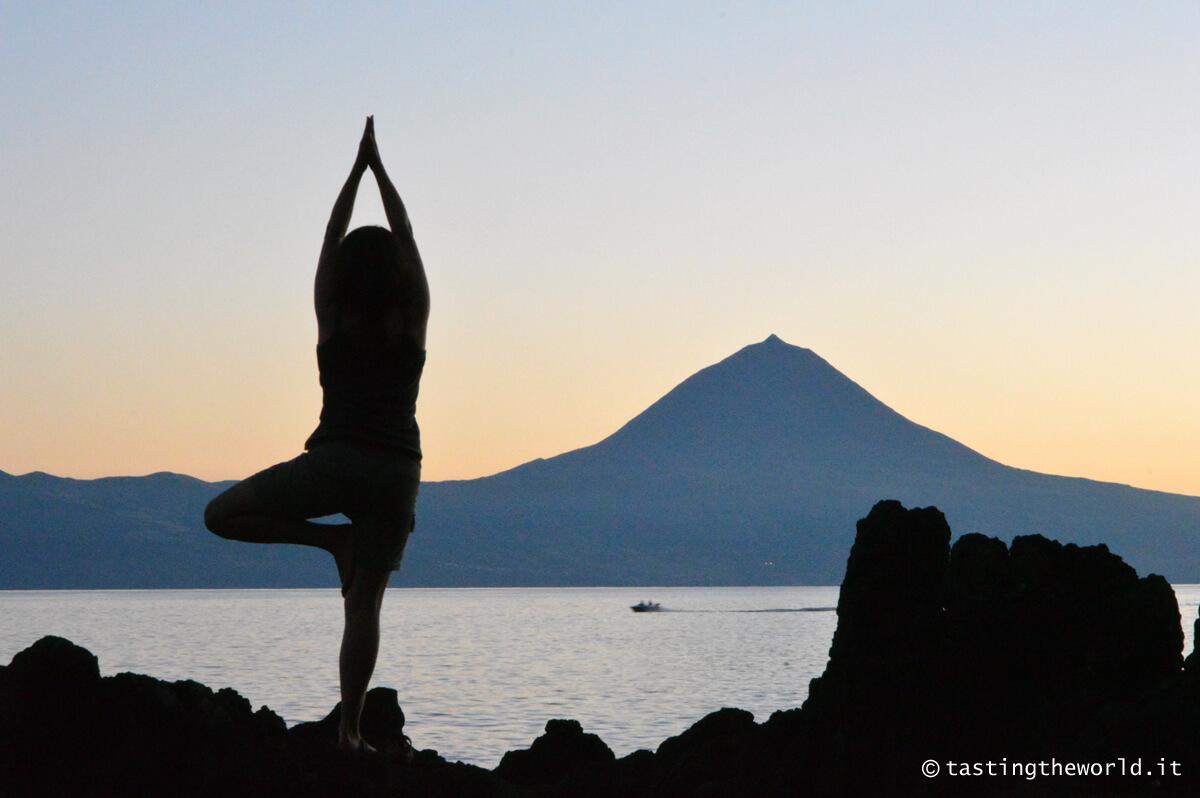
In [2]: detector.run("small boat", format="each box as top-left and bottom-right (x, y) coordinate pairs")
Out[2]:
(630, 601), (662, 613)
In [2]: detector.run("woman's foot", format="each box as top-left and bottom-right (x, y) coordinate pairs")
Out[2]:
(337, 733), (377, 756)
(338, 734), (414, 764)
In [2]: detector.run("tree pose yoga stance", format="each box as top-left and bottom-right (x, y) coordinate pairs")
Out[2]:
(204, 117), (429, 757)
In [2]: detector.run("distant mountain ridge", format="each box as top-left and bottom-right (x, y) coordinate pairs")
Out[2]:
(3, 335), (1198, 587)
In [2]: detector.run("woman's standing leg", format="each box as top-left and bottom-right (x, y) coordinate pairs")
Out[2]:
(337, 564), (391, 752)
(335, 457), (419, 753)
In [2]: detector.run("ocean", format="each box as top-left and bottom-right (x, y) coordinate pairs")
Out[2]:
(2, 585), (1197, 767)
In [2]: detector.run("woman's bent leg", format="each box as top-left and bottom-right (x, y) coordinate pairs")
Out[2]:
(205, 495), (347, 552)
(203, 450), (353, 567)
(337, 565), (391, 751)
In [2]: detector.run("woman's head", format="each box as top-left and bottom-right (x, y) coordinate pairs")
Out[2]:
(335, 226), (407, 320)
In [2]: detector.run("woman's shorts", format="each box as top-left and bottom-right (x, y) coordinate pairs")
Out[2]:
(241, 439), (420, 578)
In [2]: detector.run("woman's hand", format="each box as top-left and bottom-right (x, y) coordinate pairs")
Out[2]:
(357, 115), (382, 172)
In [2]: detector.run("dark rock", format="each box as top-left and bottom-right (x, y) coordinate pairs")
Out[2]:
(797, 500), (1197, 795)
(6, 635), (100, 692)
(0, 635), (101, 744)
(289, 686), (408, 761)
(1184, 616), (1200, 685)
(798, 500), (955, 794)
(495, 717), (614, 788)
(655, 707), (756, 764)
(0, 636), (502, 797)
(652, 707), (759, 797)
(612, 748), (656, 793)
(822, 500), (952, 682)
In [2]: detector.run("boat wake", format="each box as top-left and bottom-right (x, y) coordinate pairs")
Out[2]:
(633, 607), (836, 614)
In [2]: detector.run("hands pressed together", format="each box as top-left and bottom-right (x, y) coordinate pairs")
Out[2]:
(355, 115), (383, 174)
(323, 113), (417, 251)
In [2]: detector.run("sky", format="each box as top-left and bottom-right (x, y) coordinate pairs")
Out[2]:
(2, 2), (1198, 495)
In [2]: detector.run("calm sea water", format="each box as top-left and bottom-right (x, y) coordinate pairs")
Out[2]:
(2, 585), (1197, 767)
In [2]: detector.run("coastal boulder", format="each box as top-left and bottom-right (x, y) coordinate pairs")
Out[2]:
(5, 635), (99, 693)
(496, 718), (615, 791)
(651, 707), (759, 797)
(0, 635), (101, 734)
(0, 637), (293, 797)
(289, 685), (409, 761)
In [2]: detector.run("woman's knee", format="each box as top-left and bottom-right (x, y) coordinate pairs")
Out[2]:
(204, 483), (261, 538)
(204, 473), (275, 538)
(204, 492), (234, 537)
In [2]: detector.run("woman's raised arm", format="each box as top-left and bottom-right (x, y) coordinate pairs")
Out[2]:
(314, 120), (373, 332)
(360, 118), (430, 333)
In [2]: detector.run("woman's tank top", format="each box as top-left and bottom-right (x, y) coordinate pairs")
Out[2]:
(303, 311), (425, 460)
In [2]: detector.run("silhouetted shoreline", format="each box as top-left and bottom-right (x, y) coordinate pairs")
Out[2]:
(4, 501), (1199, 796)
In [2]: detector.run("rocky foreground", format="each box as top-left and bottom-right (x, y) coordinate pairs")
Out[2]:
(3, 500), (1199, 796)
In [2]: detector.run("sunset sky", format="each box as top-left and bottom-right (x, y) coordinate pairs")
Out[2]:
(3, 3), (1198, 495)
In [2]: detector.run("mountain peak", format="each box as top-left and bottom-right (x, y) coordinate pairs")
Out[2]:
(736, 334), (818, 366)
(548, 334), (997, 479)
(748, 333), (811, 357)
(756, 332), (796, 350)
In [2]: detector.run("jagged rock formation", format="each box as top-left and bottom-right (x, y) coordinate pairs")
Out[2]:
(796, 500), (1194, 795)
(3, 501), (1197, 796)
(0, 636), (500, 797)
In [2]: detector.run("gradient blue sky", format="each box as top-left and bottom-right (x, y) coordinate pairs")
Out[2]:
(3, 2), (1198, 493)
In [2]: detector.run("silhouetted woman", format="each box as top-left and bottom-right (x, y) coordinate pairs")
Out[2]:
(204, 117), (429, 757)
